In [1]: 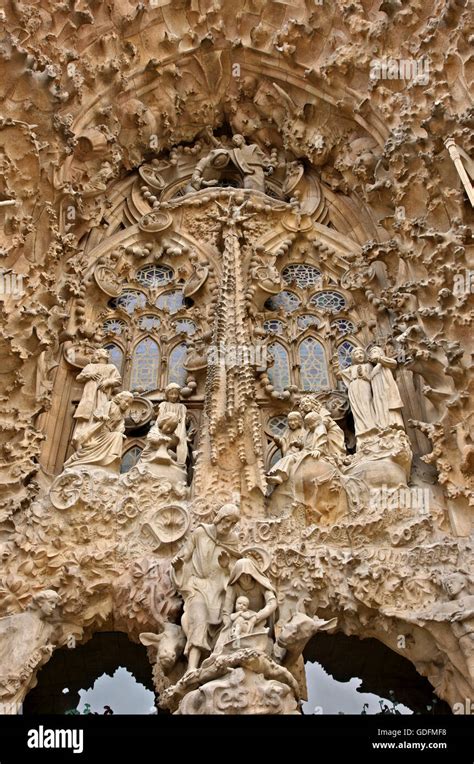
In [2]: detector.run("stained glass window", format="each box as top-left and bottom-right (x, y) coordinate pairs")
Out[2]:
(156, 289), (185, 314)
(299, 337), (329, 391)
(173, 319), (197, 336)
(109, 290), (146, 314)
(267, 342), (291, 391)
(263, 319), (285, 335)
(282, 263), (322, 288)
(297, 314), (322, 330)
(338, 340), (356, 370)
(130, 338), (160, 391)
(120, 446), (142, 474)
(136, 264), (174, 287)
(309, 291), (346, 313)
(168, 343), (187, 386)
(138, 315), (161, 331)
(268, 415), (288, 436)
(264, 290), (301, 313)
(103, 318), (127, 336)
(104, 343), (123, 374)
(331, 318), (356, 336)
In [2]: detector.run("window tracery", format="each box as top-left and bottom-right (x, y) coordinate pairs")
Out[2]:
(259, 263), (363, 393)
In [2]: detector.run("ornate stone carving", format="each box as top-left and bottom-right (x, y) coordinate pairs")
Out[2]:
(0, 1), (472, 719)
(64, 391), (134, 472)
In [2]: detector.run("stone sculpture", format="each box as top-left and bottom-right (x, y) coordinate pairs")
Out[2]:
(267, 411), (305, 485)
(170, 504), (241, 672)
(64, 391), (134, 471)
(338, 348), (378, 438)
(368, 346), (404, 430)
(0, 1), (472, 720)
(157, 384), (189, 467)
(215, 557), (278, 652)
(72, 348), (122, 443)
(137, 412), (187, 483)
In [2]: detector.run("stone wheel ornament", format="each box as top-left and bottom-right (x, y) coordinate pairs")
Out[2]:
(49, 472), (84, 509)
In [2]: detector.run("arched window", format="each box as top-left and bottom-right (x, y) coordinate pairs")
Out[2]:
(130, 338), (160, 391)
(337, 340), (356, 370)
(109, 289), (146, 314)
(104, 343), (124, 374)
(264, 290), (301, 313)
(168, 343), (187, 386)
(309, 290), (346, 313)
(156, 289), (185, 314)
(282, 263), (322, 288)
(267, 342), (291, 391)
(136, 264), (174, 287)
(120, 446), (143, 474)
(299, 337), (329, 391)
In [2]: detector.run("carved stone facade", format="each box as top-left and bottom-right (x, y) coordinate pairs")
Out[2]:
(0, 0), (472, 716)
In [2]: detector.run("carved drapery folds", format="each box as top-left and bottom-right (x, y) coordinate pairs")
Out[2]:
(0, 0), (472, 717)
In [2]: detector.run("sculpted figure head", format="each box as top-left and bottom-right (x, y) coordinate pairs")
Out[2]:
(232, 134), (245, 148)
(157, 412), (179, 434)
(351, 347), (366, 364)
(368, 345), (383, 362)
(113, 391), (134, 412)
(29, 589), (60, 618)
(442, 572), (468, 599)
(287, 411), (303, 431)
(304, 411), (322, 431)
(299, 395), (321, 415)
(165, 383), (181, 403)
(92, 348), (110, 363)
(214, 503), (240, 537)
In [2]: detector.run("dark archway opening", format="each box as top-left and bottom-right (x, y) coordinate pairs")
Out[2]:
(23, 632), (158, 715)
(303, 632), (451, 715)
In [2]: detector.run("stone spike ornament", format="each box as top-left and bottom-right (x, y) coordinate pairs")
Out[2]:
(0, 0), (471, 719)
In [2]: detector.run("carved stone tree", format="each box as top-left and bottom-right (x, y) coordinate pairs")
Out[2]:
(0, 0), (472, 715)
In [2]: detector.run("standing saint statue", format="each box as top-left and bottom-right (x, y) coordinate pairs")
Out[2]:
(72, 348), (122, 442)
(157, 384), (189, 467)
(65, 391), (134, 471)
(368, 346), (404, 430)
(170, 504), (241, 672)
(338, 348), (378, 438)
(229, 134), (273, 191)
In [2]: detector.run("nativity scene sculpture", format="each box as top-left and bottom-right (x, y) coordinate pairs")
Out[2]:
(5, 97), (468, 720)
